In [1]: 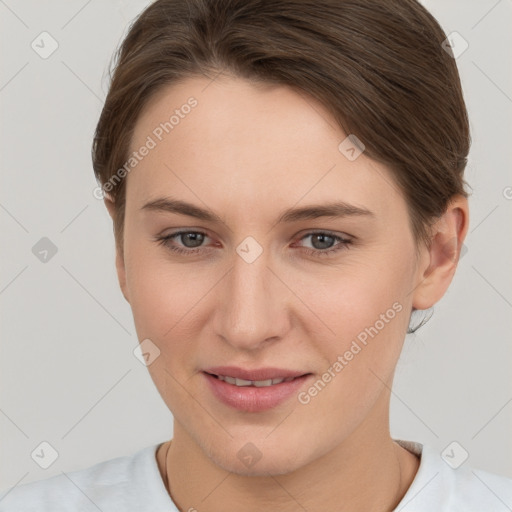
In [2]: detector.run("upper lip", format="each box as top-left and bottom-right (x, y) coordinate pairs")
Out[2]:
(204, 366), (310, 381)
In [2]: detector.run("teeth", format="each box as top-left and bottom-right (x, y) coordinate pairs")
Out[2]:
(235, 378), (253, 386)
(254, 379), (274, 387)
(216, 375), (296, 387)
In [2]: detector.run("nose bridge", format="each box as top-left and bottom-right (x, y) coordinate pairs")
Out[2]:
(215, 241), (288, 350)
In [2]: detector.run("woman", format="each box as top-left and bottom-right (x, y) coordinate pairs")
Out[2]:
(1, 0), (511, 510)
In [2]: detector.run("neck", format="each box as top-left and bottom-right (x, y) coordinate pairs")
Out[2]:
(160, 397), (419, 512)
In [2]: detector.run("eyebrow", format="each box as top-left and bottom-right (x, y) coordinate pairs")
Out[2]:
(140, 197), (375, 224)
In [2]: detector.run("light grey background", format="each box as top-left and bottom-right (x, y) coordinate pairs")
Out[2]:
(1, 0), (511, 491)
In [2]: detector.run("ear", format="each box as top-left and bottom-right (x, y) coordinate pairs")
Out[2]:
(412, 195), (469, 310)
(104, 196), (130, 304)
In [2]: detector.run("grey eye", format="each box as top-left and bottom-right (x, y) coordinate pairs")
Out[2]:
(179, 232), (205, 248)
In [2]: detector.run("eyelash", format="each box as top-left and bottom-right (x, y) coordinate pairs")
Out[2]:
(154, 230), (352, 258)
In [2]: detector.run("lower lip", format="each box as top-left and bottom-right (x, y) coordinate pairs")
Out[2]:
(203, 372), (312, 412)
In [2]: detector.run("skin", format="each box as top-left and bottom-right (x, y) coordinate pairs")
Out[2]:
(105, 75), (468, 512)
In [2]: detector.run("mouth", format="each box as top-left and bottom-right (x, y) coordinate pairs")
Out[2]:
(204, 372), (300, 387)
(202, 367), (313, 412)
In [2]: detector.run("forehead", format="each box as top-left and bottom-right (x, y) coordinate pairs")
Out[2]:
(126, 76), (406, 223)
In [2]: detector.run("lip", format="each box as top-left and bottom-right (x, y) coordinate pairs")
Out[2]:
(202, 366), (312, 412)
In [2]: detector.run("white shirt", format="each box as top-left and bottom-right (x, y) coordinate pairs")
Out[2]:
(1, 439), (511, 511)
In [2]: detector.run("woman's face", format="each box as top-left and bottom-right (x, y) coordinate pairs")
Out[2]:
(115, 75), (428, 475)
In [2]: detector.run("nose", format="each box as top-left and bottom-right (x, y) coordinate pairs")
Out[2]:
(213, 245), (291, 351)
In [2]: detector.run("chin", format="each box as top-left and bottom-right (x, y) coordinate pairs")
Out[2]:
(205, 439), (312, 477)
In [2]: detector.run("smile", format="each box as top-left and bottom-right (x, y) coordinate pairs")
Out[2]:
(210, 374), (297, 387)
(202, 369), (313, 412)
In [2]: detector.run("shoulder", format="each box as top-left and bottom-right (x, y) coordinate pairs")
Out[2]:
(0, 443), (167, 512)
(445, 464), (512, 510)
(395, 439), (512, 512)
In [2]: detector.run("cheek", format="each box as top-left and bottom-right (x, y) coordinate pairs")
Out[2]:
(123, 247), (209, 412)
(124, 244), (219, 368)
(297, 253), (413, 394)
(300, 257), (411, 340)
(295, 282), (409, 429)
(124, 244), (191, 340)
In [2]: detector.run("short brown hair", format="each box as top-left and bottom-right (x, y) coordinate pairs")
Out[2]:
(92, 0), (470, 253)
